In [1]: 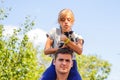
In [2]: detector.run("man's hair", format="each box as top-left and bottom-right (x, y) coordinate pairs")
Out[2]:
(54, 48), (73, 59)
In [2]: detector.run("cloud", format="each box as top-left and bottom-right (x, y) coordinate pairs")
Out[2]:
(3, 25), (47, 49)
(27, 28), (47, 48)
(3, 25), (18, 36)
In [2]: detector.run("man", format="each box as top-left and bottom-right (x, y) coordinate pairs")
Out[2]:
(53, 48), (73, 80)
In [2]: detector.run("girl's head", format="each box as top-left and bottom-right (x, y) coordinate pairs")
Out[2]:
(58, 9), (75, 32)
(58, 9), (75, 24)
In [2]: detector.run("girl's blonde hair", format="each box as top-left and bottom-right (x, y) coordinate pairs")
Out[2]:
(58, 9), (75, 24)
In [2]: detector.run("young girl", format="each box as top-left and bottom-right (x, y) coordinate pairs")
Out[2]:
(40, 8), (84, 80)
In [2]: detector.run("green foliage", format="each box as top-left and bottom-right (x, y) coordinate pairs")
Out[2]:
(0, 18), (41, 80)
(0, 1), (42, 79)
(38, 50), (52, 77)
(76, 55), (111, 80)
(0, 0), (12, 20)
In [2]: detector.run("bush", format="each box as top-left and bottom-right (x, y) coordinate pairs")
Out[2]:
(0, 21), (41, 80)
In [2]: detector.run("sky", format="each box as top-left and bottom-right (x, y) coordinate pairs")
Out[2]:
(1, 0), (120, 79)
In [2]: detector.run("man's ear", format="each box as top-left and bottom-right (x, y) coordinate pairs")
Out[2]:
(53, 59), (55, 65)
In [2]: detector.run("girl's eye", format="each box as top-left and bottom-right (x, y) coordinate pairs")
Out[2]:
(60, 18), (71, 22)
(60, 18), (65, 21)
(67, 18), (71, 21)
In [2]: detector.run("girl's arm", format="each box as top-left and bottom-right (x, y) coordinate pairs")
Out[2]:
(61, 34), (84, 55)
(44, 37), (58, 55)
(66, 39), (83, 55)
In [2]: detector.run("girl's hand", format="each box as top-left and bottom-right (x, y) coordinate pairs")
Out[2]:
(61, 44), (68, 48)
(60, 34), (67, 41)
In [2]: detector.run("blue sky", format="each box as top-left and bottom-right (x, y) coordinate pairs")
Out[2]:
(1, 0), (120, 79)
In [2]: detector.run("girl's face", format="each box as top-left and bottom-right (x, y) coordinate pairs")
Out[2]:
(59, 15), (73, 33)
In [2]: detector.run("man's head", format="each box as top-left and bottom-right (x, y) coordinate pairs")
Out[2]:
(53, 48), (73, 74)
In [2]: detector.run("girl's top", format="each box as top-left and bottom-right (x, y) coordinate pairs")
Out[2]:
(47, 28), (83, 60)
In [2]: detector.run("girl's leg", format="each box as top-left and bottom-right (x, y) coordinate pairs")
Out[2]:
(40, 61), (56, 80)
(68, 60), (82, 80)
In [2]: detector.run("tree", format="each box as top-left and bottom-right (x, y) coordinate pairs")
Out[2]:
(0, 1), (44, 79)
(0, 17), (44, 79)
(0, 0), (11, 20)
(76, 55), (111, 80)
(0, 3), (43, 78)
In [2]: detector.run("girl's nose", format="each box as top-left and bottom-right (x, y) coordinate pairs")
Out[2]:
(65, 19), (68, 23)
